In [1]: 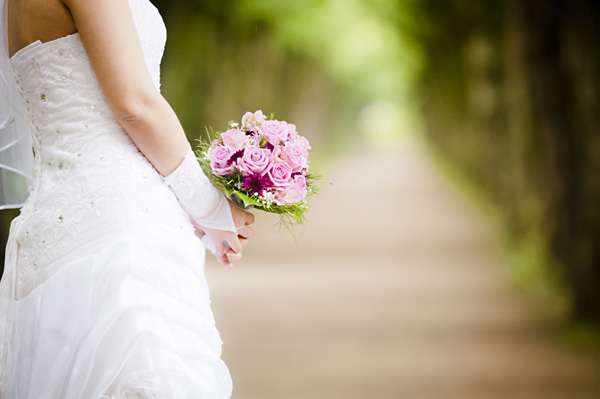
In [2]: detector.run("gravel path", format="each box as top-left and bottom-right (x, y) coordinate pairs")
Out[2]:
(206, 146), (600, 399)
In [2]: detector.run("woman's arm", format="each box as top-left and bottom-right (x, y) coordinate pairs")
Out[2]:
(62, 0), (254, 267)
(63, 0), (187, 176)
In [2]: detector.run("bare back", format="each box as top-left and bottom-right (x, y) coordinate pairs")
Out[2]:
(8, 0), (77, 58)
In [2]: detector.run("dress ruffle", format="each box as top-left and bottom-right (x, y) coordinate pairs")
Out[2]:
(3, 216), (232, 398)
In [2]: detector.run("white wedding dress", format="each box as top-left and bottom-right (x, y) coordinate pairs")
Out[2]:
(0, 0), (233, 398)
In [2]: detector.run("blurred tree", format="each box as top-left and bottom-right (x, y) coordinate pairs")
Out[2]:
(514, 0), (600, 322)
(153, 0), (361, 153)
(405, 0), (600, 323)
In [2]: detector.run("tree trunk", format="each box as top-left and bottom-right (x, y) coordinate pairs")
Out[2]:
(515, 0), (600, 321)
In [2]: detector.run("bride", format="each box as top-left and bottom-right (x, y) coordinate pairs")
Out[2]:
(0, 0), (255, 397)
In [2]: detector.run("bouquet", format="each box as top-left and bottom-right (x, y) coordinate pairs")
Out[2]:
(196, 110), (319, 228)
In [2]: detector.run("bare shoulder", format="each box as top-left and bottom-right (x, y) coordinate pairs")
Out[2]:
(8, 0), (76, 57)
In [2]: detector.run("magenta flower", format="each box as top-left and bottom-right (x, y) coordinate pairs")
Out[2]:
(226, 149), (244, 167)
(242, 173), (274, 195)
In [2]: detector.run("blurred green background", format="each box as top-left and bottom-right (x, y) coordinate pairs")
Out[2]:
(1, 0), (599, 381)
(148, 0), (599, 325)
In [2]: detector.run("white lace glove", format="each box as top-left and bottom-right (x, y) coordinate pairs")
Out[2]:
(164, 145), (236, 234)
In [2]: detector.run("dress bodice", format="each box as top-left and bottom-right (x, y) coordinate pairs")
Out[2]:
(7, 0), (190, 293)
(9, 0), (166, 158)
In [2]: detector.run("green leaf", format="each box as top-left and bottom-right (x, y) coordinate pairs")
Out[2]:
(225, 189), (262, 209)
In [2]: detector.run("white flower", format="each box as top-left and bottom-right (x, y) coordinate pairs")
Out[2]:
(204, 148), (214, 162)
(259, 190), (276, 207)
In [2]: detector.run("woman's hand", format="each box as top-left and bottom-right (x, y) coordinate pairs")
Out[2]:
(193, 200), (255, 268)
(229, 200), (256, 232)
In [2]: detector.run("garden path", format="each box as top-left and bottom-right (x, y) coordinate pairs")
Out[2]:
(206, 145), (600, 399)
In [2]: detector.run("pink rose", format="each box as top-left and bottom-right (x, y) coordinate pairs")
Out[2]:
(238, 145), (272, 176)
(295, 135), (311, 150)
(275, 182), (305, 205)
(268, 162), (293, 189)
(241, 110), (266, 132)
(210, 145), (233, 176)
(284, 122), (298, 139)
(271, 145), (282, 159)
(281, 142), (308, 172)
(293, 174), (307, 198)
(259, 120), (289, 146)
(221, 128), (246, 151)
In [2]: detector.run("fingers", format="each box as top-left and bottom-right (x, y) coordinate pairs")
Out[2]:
(226, 235), (243, 254)
(244, 211), (255, 225)
(215, 234), (241, 270)
(229, 200), (256, 230)
(237, 225), (254, 240)
(226, 249), (242, 262)
(220, 255), (233, 269)
(213, 239), (232, 269)
(200, 217), (254, 269)
(219, 243), (241, 269)
(190, 218), (206, 239)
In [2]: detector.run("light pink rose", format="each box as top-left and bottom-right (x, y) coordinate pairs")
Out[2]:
(259, 120), (289, 146)
(210, 145), (233, 176)
(281, 142), (308, 172)
(275, 183), (304, 205)
(293, 174), (307, 199)
(241, 110), (266, 132)
(284, 122), (298, 139)
(221, 128), (246, 151)
(295, 135), (311, 150)
(268, 162), (293, 189)
(238, 145), (272, 176)
(271, 145), (282, 159)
